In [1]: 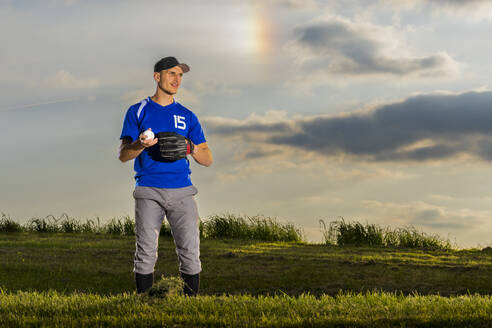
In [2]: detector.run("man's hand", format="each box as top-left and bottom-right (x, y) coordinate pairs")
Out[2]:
(119, 128), (158, 163)
(191, 142), (213, 167)
(138, 128), (158, 148)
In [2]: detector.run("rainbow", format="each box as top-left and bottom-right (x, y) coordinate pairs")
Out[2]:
(248, 3), (274, 63)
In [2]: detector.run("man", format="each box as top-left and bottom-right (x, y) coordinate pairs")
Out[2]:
(119, 56), (213, 296)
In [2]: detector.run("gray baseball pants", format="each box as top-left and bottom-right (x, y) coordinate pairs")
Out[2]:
(133, 185), (201, 275)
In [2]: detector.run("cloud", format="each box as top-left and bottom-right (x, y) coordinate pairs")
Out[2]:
(121, 89), (153, 105)
(189, 80), (241, 98)
(174, 80), (241, 108)
(49, 0), (79, 5)
(380, 0), (492, 21)
(286, 15), (458, 78)
(203, 90), (492, 163)
(269, 0), (317, 9)
(120, 87), (201, 108)
(429, 0), (490, 4)
(1, 98), (75, 112)
(44, 70), (99, 89)
(361, 199), (484, 230)
(392, 0), (491, 8)
(121, 79), (240, 109)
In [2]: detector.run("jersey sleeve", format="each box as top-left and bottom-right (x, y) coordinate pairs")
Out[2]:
(188, 112), (206, 145)
(120, 105), (140, 141)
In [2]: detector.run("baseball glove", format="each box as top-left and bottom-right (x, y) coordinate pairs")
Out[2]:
(156, 132), (194, 162)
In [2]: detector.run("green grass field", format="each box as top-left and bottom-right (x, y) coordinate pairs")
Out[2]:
(2, 290), (491, 327)
(1, 230), (492, 327)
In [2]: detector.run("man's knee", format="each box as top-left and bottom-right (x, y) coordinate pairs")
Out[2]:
(174, 244), (201, 275)
(134, 248), (158, 274)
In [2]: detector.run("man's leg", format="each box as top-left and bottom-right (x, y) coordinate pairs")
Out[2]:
(133, 186), (166, 293)
(166, 185), (201, 296)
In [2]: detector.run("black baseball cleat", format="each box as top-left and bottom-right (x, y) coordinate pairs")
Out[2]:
(135, 272), (154, 294)
(180, 272), (200, 296)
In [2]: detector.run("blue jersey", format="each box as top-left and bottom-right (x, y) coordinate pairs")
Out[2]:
(120, 97), (206, 188)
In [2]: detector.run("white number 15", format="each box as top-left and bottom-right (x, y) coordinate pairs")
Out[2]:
(174, 115), (186, 130)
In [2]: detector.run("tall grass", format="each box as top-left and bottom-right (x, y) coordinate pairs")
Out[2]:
(3, 213), (456, 248)
(0, 213), (184, 239)
(1, 213), (136, 236)
(202, 213), (304, 242)
(0, 213), (23, 232)
(320, 217), (453, 250)
(25, 214), (62, 233)
(2, 213), (305, 242)
(105, 216), (135, 235)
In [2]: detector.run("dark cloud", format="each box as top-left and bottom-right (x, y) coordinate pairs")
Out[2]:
(204, 91), (492, 162)
(238, 149), (276, 160)
(410, 208), (479, 230)
(289, 17), (456, 77)
(205, 121), (292, 135)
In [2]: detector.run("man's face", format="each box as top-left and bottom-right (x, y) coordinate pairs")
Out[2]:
(155, 66), (184, 95)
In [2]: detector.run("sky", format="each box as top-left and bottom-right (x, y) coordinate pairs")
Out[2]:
(2, 0), (492, 248)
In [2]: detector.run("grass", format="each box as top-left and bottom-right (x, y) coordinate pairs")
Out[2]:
(0, 230), (491, 327)
(1, 213), (170, 237)
(1, 233), (491, 297)
(147, 275), (184, 297)
(3, 213), (464, 250)
(105, 216), (135, 235)
(320, 217), (453, 250)
(1, 213), (303, 242)
(0, 214), (22, 232)
(1, 290), (491, 327)
(4, 213), (461, 251)
(202, 213), (304, 242)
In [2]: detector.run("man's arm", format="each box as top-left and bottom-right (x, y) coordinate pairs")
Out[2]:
(119, 130), (158, 163)
(191, 142), (213, 167)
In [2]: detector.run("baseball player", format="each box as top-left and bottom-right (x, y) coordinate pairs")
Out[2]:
(118, 56), (213, 296)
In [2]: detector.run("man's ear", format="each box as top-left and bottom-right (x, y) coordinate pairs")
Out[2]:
(153, 71), (160, 82)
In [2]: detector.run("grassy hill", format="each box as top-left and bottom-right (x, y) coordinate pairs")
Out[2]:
(1, 232), (491, 296)
(1, 214), (491, 327)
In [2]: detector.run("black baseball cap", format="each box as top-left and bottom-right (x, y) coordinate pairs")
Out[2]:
(154, 56), (190, 73)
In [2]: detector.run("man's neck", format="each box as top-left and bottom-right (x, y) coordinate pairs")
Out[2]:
(151, 91), (174, 107)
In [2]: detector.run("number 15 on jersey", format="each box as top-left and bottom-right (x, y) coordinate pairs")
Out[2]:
(174, 115), (186, 130)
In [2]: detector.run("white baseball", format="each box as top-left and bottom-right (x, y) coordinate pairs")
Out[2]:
(143, 130), (154, 140)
